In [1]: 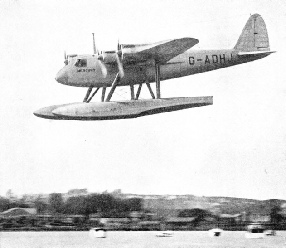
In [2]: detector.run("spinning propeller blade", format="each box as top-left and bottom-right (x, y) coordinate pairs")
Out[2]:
(64, 51), (68, 65)
(115, 53), (124, 78)
(92, 33), (107, 78)
(98, 60), (107, 77)
(92, 33), (98, 54)
(116, 40), (124, 78)
(117, 39), (121, 51)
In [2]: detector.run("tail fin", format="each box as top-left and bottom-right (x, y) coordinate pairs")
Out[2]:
(234, 14), (270, 52)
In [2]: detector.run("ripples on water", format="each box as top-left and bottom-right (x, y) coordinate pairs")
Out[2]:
(1, 231), (286, 248)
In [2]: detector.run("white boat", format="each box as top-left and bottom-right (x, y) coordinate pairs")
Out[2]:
(89, 227), (107, 238)
(156, 231), (174, 237)
(245, 224), (265, 239)
(264, 229), (276, 236)
(208, 228), (223, 237)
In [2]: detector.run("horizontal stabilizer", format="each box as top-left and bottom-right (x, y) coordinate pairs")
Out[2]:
(238, 51), (275, 56)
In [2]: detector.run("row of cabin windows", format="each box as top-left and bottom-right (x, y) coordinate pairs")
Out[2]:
(75, 59), (87, 67)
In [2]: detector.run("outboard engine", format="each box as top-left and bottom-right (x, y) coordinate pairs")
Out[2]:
(98, 51), (118, 64)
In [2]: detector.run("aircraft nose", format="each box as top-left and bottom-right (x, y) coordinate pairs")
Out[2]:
(55, 69), (68, 84)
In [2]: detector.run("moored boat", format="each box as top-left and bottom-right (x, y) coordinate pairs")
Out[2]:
(89, 227), (107, 238)
(156, 231), (174, 237)
(245, 224), (265, 239)
(208, 228), (223, 237)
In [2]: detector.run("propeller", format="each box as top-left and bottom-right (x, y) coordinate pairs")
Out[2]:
(115, 40), (124, 78)
(117, 39), (121, 52)
(92, 34), (124, 78)
(64, 51), (68, 65)
(92, 33), (98, 54)
(115, 53), (124, 78)
(92, 33), (107, 78)
(98, 59), (107, 78)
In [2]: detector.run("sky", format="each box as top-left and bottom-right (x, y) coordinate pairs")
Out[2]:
(0, 0), (286, 200)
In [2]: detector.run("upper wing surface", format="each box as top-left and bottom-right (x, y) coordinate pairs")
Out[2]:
(121, 38), (199, 64)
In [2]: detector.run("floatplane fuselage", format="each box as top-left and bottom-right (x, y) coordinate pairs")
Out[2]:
(56, 49), (269, 88)
(34, 14), (275, 121)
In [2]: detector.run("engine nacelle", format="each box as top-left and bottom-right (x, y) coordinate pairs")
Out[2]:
(98, 51), (118, 64)
(98, 45), (150, 65)
(121, 52), (148, 64)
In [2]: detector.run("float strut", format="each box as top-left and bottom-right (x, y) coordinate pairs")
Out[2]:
(101, 87), (106, 102)
(83, 87), (93, 102)
(146, 82), (155, 99)
(87, 87), (100, 103)
(135, 83), (142, 100)
(130, 84), (135, 100)
(155, 64), (161, 99)
(105, 73), (121, 102)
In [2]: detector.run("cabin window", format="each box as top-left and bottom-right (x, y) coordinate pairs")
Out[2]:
(75, 59), (87, 67)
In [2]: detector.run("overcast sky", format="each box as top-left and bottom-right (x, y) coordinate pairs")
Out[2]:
(0, 0), (285, 200)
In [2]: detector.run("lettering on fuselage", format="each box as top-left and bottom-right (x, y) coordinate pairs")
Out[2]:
(189, 53), (233, 66)
(77, 68), (96, 72)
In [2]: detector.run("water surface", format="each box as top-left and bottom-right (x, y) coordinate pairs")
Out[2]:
(1, 231), (286, 248)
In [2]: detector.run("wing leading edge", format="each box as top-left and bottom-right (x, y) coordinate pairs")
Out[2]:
(121, 38), (199, 64)
(138, 38), (199, 63)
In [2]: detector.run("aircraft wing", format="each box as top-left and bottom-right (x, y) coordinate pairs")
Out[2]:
(122, 38), (199, 64)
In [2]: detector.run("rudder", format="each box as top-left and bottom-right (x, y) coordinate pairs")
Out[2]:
(234, 14), (270, 52)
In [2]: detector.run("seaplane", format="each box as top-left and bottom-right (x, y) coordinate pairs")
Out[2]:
(34, 14), (275, 121)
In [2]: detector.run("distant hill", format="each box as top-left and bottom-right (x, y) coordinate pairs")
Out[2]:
(12, 191), (286, 218)
(120, 193), (286, 216)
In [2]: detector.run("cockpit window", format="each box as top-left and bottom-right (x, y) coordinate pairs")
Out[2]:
(75, 59), (87, 67)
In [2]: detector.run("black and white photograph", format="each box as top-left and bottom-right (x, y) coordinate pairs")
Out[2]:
(1, 0), (286, 247)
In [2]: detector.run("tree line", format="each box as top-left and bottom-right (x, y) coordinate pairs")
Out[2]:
(46, 193), (142, 217)
(0, 193), (142, 217)
(0, 193), (284, 227)
(0, 197), (30, 212)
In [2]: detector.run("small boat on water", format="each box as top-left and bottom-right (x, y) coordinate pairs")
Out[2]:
(89, 227), (107, 238)
(208, 228), (223, 237)
(264, 229), (276, 236)
(156, 231), (174, 237)
(245, 224), (265, 239)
